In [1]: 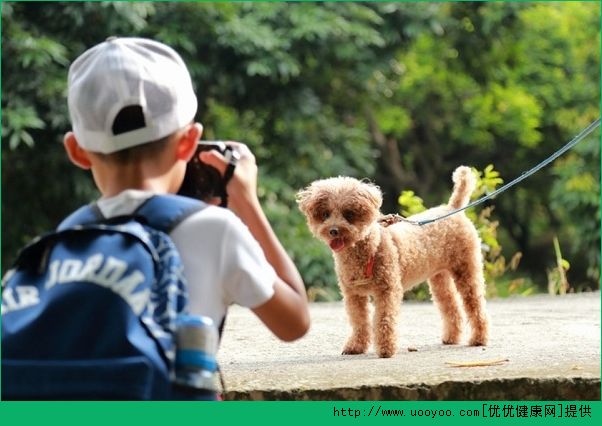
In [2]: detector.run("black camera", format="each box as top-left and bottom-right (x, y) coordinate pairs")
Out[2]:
(177, 141), (238, 205)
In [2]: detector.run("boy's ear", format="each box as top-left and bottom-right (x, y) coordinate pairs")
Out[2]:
(63, 132), (92, 170)
(175, 123), (203, 161)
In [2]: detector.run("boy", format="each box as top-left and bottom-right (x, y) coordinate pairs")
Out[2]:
(64, 37), (310, 342)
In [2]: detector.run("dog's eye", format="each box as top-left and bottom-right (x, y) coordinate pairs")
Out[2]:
(321, 211), (330, 220)
(343, 210), (354, 222)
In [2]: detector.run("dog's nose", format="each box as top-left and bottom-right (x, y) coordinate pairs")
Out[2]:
(329, 227), (339, 237)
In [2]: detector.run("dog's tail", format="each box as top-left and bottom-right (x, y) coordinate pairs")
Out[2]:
(448, 166), (476, 209)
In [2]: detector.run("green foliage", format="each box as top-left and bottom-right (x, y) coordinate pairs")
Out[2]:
(547, 236), (570, 295)
(487, 277), (537, 298)
(550, 132), (600, 288)
(368, 1), (599, 292)
(3, 106), (45, 149)
(397, 190), (425, 217)
(2, 2), (599, 300)
(473, 165), (503, 197)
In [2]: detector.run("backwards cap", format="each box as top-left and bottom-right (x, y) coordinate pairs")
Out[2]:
(67, 37), (197, 154)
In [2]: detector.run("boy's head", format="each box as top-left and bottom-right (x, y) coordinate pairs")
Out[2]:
(67, 37), (198, 154)
(64, 37), (202, 195)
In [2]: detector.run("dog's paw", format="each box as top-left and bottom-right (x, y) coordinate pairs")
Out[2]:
(374, 339), (398, 358)
(441, 331), (462, 345)
(342, 348), (366, 355)
(376, 346), (397, 358)
(342, 340), (369, 355)
(468, 335), (488, 346)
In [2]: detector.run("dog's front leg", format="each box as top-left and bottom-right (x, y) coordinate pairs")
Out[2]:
(341, 293), (371, 355)
(372, 288), (402, 358)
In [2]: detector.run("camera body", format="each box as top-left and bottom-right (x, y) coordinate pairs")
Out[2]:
(177, 141), (234, 202)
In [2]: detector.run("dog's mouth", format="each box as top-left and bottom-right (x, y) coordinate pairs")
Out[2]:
(329, 238), (345, 252)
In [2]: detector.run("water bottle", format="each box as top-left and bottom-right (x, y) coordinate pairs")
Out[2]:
(173, 314), (219, 400)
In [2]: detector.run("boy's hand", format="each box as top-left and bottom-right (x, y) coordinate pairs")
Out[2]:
(199, 141), (309, 341)
(198, 142), (259, 214)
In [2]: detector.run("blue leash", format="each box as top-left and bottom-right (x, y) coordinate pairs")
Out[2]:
(408, 118), (601, 226)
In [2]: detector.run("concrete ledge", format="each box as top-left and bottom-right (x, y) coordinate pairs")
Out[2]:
(218, 292), (600, 400)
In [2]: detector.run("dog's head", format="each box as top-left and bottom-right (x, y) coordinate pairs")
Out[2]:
(296, 176), (382, 252)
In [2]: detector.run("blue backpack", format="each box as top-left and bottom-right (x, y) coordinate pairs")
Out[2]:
(1, 194), (207, 400)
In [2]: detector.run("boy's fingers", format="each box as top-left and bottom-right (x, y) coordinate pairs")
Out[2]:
(198, 150), (227, 175)
(205, 196), (223, 206)
(198, 142), (251, 175)
(229, 142), (254, 162)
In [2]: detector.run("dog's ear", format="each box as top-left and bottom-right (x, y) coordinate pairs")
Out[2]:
(296, 185), (315, 215)
(359, 180), (383, 210)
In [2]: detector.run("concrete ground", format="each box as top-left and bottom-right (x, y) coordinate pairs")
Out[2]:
(217, 291), (600, 400)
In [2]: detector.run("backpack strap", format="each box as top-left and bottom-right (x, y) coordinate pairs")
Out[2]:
(134, 194), (207, 233)
(57, 203), (104, 230)
(58, 194), (207, 232)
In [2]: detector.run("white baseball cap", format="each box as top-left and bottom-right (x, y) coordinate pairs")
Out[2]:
(67, 37), (198, 154)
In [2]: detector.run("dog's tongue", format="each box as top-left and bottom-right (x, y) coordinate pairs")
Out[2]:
(329, 238), (345, 252)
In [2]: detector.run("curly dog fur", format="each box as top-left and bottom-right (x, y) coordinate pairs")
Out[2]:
(296, 166), (490, 358)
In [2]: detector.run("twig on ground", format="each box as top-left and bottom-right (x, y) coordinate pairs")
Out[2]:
(445, 358), (509, 368)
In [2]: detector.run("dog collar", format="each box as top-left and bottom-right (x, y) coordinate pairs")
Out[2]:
(365, 255), (375, 279)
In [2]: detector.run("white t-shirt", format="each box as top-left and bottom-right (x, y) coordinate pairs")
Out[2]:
(96, 190), (276, 327)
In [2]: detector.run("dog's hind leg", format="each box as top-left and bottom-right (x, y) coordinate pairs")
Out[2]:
(342, 294), (371, 355)
(372, 289), (402, 358)
(428, 271), (464, 345)
(451, 263), (490, 346)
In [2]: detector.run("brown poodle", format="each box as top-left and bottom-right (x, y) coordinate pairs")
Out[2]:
(296, 166), (490, 358)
